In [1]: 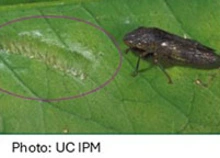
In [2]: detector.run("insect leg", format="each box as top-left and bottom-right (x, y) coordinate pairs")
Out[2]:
(132, 52), (154, 76)
(135, 56), (141, 73)
(131, 56), (141, 76)
(154, 58), (173, 84)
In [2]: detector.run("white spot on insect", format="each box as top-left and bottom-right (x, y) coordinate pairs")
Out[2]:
(172, 46), (177, 50)
(161, 42), (168, 46)
(129, 40), (133, 44)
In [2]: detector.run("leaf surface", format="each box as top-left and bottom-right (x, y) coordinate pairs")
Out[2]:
(0, 0), (219, 133)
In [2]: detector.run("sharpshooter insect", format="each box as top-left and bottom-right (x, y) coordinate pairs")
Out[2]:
(124, 27), (220, 83)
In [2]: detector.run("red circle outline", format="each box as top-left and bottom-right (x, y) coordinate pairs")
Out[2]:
(0, 15), (123, 102)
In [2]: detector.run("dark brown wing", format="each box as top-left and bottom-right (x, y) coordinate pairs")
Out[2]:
(153, 27), (215, 52)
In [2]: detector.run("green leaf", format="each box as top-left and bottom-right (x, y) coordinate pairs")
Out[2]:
(0, 0), (220, 133)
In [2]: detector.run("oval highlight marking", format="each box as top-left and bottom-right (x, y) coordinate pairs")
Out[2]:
(0, 15), (123, 102)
